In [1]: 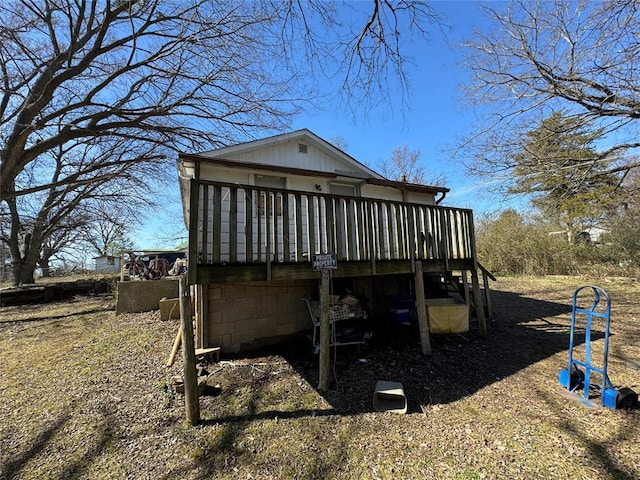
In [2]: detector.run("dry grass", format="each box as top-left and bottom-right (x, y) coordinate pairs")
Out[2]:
(1, 276), (639, 479)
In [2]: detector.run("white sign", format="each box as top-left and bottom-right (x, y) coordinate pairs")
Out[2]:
(312, 253), (337, 271)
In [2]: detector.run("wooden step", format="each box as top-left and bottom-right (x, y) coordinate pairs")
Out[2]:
(195, 347), (221, 362)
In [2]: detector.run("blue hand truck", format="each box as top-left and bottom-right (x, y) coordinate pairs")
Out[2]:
(558, 285), (637, 410)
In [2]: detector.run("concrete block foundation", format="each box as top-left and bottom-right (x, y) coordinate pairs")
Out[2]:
(116, 279), (179, 315)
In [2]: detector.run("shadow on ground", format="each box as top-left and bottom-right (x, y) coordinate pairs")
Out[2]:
(0, 307), (113, 327)
(0, 406), (114, 480)
(210, 288), (605, 418)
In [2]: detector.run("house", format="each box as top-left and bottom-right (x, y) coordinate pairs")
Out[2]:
(94, 254), (122, 273)
(177, 129), (491, 355)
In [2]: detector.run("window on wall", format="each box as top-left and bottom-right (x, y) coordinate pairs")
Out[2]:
(330, 182), (359, 197)
(255, 174), (286, 189)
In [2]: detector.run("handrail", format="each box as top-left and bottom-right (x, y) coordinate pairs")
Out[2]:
(190, 179), (476, 266)
(478, 261), (497, 281)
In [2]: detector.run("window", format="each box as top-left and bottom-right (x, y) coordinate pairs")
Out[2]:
(255, 175), (286, 189)
(330, 182), (359, 197)
(298, 143), (308, 154)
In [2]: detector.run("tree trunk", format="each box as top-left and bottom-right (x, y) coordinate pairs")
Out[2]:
(12, 260), (36, 285)
(563, 212), (574, 245)
(7, 198), (43, 286)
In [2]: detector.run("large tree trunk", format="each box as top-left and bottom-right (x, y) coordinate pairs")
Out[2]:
(7, 197), (43, 286)
(14, 236), (44, 285)
(12, 259), (36, 285)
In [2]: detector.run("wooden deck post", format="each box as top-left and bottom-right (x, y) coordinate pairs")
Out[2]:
(461, 271), (470, 306)
(187, 179), (199, 286)
(482, 271), (493, 320)
(318, 269), (331, 392)
(414, 261), (432, 355)
(195, 284), (207, 349)
(180, 275), (200, 426)
(471, 269), (487, 337)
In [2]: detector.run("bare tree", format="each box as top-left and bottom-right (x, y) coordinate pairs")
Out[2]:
(602, 168), (640, 264)
(379, 144), (426, 183)
(0, 0), (437, 285)
(38, 217), (87, 277)
(78, 201), (135, 257)
(329, 136), (349, 152)
(462, 0), (640, 191)
(2, 132), (159, 283)
(377, 144), (446, 185)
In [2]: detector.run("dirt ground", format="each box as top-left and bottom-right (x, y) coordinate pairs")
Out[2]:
(1, 276), (639, 479)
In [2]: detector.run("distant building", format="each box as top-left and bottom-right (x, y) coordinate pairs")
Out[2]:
(94, 254), (122, 273)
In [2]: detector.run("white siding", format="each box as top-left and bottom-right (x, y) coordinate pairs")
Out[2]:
(360, 184), (403, 202)
(360, 184), (436, 205)
(184, 152), (437, 206)
(223, 141), (362, 176)
(94, 256), (121, 273)
(406, 190), (436, 206)
(198, 165), (251, 184)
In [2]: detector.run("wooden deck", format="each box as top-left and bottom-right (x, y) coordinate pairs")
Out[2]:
(186, 178), (490, 379)
(186, 179), (479, 284)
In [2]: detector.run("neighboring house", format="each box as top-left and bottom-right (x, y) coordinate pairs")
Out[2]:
(94, 254), (122, 273)
(178, 129), (490, 352)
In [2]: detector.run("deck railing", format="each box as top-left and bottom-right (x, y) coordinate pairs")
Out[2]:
(188, 179), (476, 269)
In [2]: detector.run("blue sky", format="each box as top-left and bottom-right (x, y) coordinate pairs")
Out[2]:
(290, 1), (501, 212)
(136, 1), (513, 249)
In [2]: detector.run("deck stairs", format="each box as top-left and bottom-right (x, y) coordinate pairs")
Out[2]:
(425, 265), (495, 320)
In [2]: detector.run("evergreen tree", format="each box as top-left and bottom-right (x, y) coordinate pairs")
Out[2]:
(510, 112), (622, 242)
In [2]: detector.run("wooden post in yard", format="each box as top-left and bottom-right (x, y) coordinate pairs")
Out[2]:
(414, 261), (432, 355)
(179, 274), (200, 426)
(318, 269), (331, 392)
(166, 327), (182, 367)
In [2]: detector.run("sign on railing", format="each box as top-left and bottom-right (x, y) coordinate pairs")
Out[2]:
(312, 253), (338, 271)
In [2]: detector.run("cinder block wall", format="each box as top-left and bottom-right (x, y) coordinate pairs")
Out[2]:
(207, 279), (317, 350)
(116, 279), (179, 315)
